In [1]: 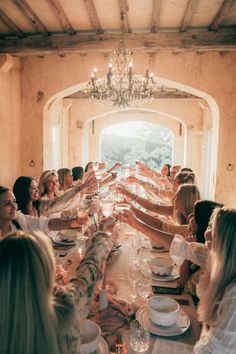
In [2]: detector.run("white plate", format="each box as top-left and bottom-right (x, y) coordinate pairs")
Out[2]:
(145, 267), (179, 282)
(136, 305), (190, 337)
(99, 337), (109, 354)
(52, 234), (76, 246)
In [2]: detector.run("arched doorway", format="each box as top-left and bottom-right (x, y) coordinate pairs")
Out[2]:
(43, 77), (219, 199)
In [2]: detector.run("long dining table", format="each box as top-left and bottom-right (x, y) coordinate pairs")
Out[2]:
(53, 220), (201, 354)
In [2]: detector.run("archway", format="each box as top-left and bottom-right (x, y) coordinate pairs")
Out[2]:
(43, 76), (219, 199)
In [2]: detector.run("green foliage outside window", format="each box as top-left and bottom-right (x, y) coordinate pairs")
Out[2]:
(100, 122), (172, 170)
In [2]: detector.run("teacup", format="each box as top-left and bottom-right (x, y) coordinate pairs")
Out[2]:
(80, 319), (101, 354)
(149, 256), (174, 275)
(147, 296), (180, 327)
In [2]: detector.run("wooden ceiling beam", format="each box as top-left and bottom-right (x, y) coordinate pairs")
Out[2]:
(209, 0), (236, 31)
(119, 0), (130, 33)
(151, 0), (162, 33)
(46, 0), (76, 35)
(0, 8), (24, 38)
(180, 0), (198, 32)
(83, 0), (103, 34)
(12, 0), (49, 37)
(0, 30), (236, 55)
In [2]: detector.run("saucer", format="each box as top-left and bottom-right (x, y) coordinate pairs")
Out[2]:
(52, 234), (76, 246)
(136, 305), (190, 337)
(151, 246), (168, 253)
(145, 267), (179, 282)
(99, 337), (109, 354)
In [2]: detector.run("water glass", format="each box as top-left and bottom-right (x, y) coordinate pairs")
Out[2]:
(102, 199), (114, 217)
(76, 235), (89, 258)
(136, 272), (152, 300)
(130, 320), (150, 352)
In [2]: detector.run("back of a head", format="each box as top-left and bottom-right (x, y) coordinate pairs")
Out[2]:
(194, 200), (224, 243)
(175, 171), (195, 185)
(177, 184), (201, 221)
(0, 230), (59, 354)
(180, 167), (193, 173)
(72, 166), (84, 181)
(13, 176), (33, 214)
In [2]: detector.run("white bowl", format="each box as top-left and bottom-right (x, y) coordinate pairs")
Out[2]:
(80, 320), (101, 354)
(147, 296), (180, 327)
(149, 256), (174, 275)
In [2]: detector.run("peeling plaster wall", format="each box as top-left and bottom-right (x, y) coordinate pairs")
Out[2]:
(8, 50), (236, 206)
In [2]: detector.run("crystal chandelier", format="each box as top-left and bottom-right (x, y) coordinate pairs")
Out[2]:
(87, 12), (155, 108)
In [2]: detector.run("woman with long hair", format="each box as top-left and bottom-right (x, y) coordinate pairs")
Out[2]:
(0, 228), (112, 354)
(194, 208), (236, 353)
(38, 170), (60, 199)
(120, 171), (196, 215)
(57, 168), (74, 192)
(121, 184), (200, 239)
(13, 175), (97, 217)
(0, 186), (88, 239)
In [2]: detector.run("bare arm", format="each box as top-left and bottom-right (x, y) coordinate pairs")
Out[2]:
(117, 185), (174, 216)
(39, 178), (97, 216)
(131, 204), (163, 229)
(122, 210), (174, 250)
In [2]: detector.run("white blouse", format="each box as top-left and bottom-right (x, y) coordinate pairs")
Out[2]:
(11, 211), (49, 234)
(170, 234), (209, 268)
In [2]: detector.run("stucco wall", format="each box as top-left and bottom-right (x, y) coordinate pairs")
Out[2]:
(8, 50), (236, 206)
(0, 55), (22, 189)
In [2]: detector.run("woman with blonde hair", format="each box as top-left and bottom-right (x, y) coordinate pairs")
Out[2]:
(0, 228), (112, 354)
(194, 208), (236, 353)
(38, 170), (60, 199)
(121, 171), (196, 213)
(57, 168), (73, 192)
(118, 184), (200, 239)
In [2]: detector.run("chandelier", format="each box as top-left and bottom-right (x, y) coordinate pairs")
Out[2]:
(86, 12), (155, 108)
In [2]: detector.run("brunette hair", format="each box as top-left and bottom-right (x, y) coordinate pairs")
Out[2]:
(84, 162), (93, 173)
(194, 200), (223, 243)
(13, 176), (40, 216)
(72, 166), (84, 181)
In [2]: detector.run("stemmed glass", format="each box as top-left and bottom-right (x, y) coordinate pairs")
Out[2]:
(128, 261), (141, 301)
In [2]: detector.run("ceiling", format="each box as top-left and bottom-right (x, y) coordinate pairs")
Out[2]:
(0, 0), (236, 56)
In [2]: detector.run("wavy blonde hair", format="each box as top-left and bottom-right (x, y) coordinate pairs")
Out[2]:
(175, 184), (201, 224)
(198, 208), (236, 325)
(0, 230), (61, 354)
(38, 170), (58, 197)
